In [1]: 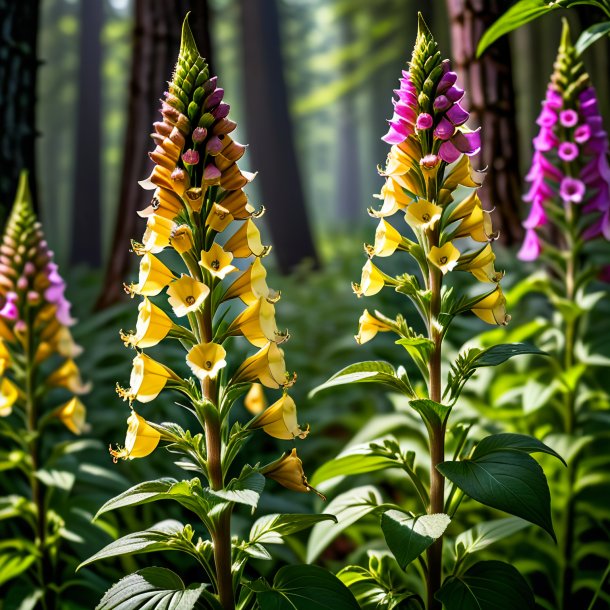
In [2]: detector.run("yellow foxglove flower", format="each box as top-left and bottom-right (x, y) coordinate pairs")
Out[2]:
(372, 220), (404, 257)
(244, 382), (267, 415)
(52, 327), (83, 359)
(139, 165), (188, 197)
(249, 393), (308, 440)
(200, 242), (237, 279)
(142, 215), (175, 253)
(110, 410), (160, 461)
(261, 448), (322, 496)
(170, 225), (195, 254)
(47, 359), (90, 394)
(452, 205), (495, 242)
(471, 286), (510, 326)
(233, 341), (287, 389)
(0, 339), (10, 375)
(222, 258), (276, 305)
(442, 155), (481, 191)
(0, 377), (19, 416)
(121, 297), (173, 348)
(220, 189), (255, 220)
(224, 219), (270, 258)
(185, 188), (204, 213)
(167, 275), (210, 317)
(138, 187), (184, 220)
(354, 260), (395, 297)
(355, 309), (394, 344)
(445, 190), (480, 224)
(129, 253), (177, 296)
(428, 243), (460, 275)
(226, 298), (283, 347)
(370, 177), (412, 218)
(206, 204), (234, 233)
(404, 199), (442, 231)
(54, 397), (88, 435)
(457, 244), (503, 283)
(128, 353), (180, 403)
(186, 342), (227, 380)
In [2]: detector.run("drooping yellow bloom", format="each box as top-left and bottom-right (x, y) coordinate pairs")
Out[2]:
(226, 298), (284, 347)
(200, 242), (237, 280)
(139, 164), (188, 197)
(0, 339), (10, 375)
(222, 257), (276, 305)
(54, 397), (88, 435)
(142, 215), (175, 253)
(224, 219), (270, 258)
(52, 327), (83, 359)
(170, 225), (195, 254)
(110, 410), (160, 461)
(206, 204), (234, 233)
(471, 286), (510, 326)
(121, 297), (174, 348)
(128, 253), (177, 296)
(249, 393), (308, 440)
(220, 189), (255, 220)
(261, 448), (322, 497)
(372, 219), (408, 257)
(244, 382), (267, 415)
(47, 359), (90, 394)
(457, 244), (503, 283)
(445, 190), (480, 224)
(404, 199), (442, 230)
(355, 309), (394, 344)
(127, 353), (180, 403)
(451, 205), (495, 242)
(428, 243), (460, 275)
(442, 154), (482, 191)
(0, 377), (19, 416)
(166, 275), (210, 317)
(186, 342), (227, 380)
(185, 188), (204, 213)
(232, 341), (287, 389)
(138, 187), (183, 220)
(353, 260), (395, 297)
(369, 177), (412, 218)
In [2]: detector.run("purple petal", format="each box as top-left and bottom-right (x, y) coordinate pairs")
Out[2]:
(438, 140), (461, 163)
(445, 85), (464, 103)
(437, 71), (458, 94)
(433, 117), (455, 141)
(451, 129), (481, 155)
(517, 229), (542, 261)
(446, 102), (469, 126)
(523, 197), (547, 229)
(433, 95), (451, 112)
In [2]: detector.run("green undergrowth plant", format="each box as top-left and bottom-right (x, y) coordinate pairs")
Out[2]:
(79, 17), (362, 610)
(307, 15), (564, 610)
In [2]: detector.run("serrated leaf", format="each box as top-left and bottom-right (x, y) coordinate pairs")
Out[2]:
(256, 565), (359, 610)
(454, 517), (530, 559)
(250, 513), (337, 546)
(79, 520), (184, 570)
(436, 560), (534, 609)
(307, 486), (382, 562)
(96, 567), (207, 610)
(381, 510), (450, 568)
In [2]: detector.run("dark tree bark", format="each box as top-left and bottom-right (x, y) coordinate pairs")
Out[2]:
(240, 0), (319, 273)
(446, 0), (523, 244)
(70, 0), (102, 267)
(96, 0), (213, 309)
(0, 0), (40, 221)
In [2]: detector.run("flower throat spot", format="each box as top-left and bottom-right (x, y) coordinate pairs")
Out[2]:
(440, 256), (448, 264)
(211, 260), (220, 270)
(423, 214), (430, 221)
(205, 360), (212, 369)
(186, 296), (195, 305)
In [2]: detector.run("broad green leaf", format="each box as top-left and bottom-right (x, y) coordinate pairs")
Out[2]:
(309, 361), (411, 397)
(250, 513), (337, 545)
(0, 550), (36, 587)
(307, 486), (382, 562)
(438, 434), (559, 539)
(454, 517), (530, 560)
(409, 399), (451, 431)
(256, 565), (359, 610)
(477, 0), (557, 56)
(436, 560), (534, 609)
(79, 520), (184, 570)
(210, 468), (265, 508)
(381, 510), (450, 568)
(35, 468), (75, 491)
(96, 567), (207, 610)
(473, 343), (546, 367)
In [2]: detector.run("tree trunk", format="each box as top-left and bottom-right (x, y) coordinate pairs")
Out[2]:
(240, 0), (319, 273)
(96, 0), (213, 309)
(446, 0), (523, 244)
(0, 0), (40, 222)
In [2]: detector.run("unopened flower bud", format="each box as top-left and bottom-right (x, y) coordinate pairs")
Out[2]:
(27, 291), (40, 304)
(203, 163), (222, 184)
(14, 320), (27, 333)
(17, 277), (28, 291)
(204, 88), (224, 110)
(182, 149), (200, 165)
(192, 127), (207, 143)
(420, 154), (440, 170)
(206, 136), (223, 156)
(433, 95), (451, 112)
(203, 76), (217, 96)
(416, 112), (433, 130)
(212, 103), (230, 120)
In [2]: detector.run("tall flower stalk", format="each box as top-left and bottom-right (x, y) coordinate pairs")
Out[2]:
(0, 172), (88, 610)
(81, 18), (348, 610)
(310, 15), (561, 610)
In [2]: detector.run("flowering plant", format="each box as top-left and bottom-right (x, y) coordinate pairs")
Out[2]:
(80, 18), (361, 610)
(0, 172), (91, 609)
(308, 15), (562, 610)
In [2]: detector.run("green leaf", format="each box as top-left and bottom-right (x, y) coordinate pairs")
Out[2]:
(210, 468), (265, 508)
(96, 567), (207, 610)
(309, 361), (412, 398)
(0, 548), (36, 587)
(477, 0), (557, 56)
(256, 565), (359, 610)
(250, 513), (337, 545)
(79, 520), (184, 570)
(0, 495), (35, 524)
(307, 486), (382, 562)
(35, 469), (75, 491)
(473, 343), (546, 367)
(436, 560), (534, 609)
(219, 381), (250, 416)
(438, 434), (562, 540)
(576, 21), (610, 54)
(381, 510), (450, 569)
(454, 517), (530, 560)
(409, 399), (451, 432)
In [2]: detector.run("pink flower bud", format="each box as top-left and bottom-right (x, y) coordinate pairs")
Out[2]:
(416, 113), (433, 130)
(212, 103), (230, 120)
(17, 277), (28, 291)
(27, 291), (40, 304)
(206, 136), (223, 155)
(24, 262), (35, 276)
(203, 163), (222, 183)
(420, 154), (440, 170)
(182, 149), (200, 165)
(0, 301), (18, 320)
(14, 320), (27, 333)
(171, 167), (187, 183)
(204, 88), (224, 110)
(193, 127), (207, 143)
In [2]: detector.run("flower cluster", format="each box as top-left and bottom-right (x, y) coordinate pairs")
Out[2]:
(356, 15), (508, 332)
(111, 20), (314, 495)
(519, 20), (610, 261)
(0, 172), (88, 432)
